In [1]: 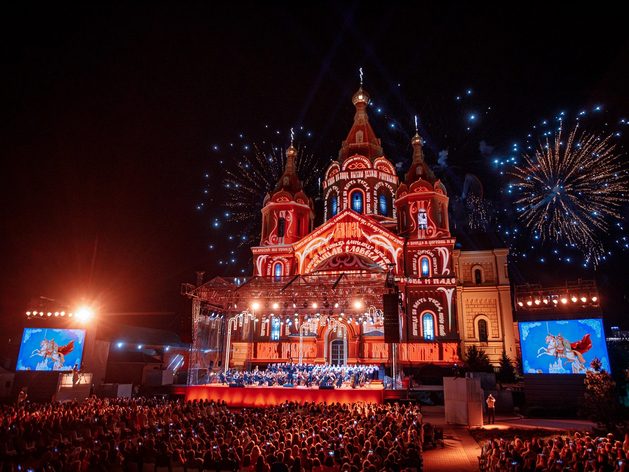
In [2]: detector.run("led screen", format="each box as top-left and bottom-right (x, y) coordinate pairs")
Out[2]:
(519, 318), (610, 374)
(17, 328), (86, 371)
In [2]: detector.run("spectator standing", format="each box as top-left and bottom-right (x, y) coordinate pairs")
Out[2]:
(486, 394), (496, 424)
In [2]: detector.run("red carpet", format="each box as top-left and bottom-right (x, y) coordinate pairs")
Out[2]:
(185, 384), (384, 407)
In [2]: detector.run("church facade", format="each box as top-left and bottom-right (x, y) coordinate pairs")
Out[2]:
(240, 85), (518, 368)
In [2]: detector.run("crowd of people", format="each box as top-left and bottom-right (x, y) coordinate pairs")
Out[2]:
(479, 431), (629, 472)
(0, 396), (423, 472)
(211, 363), (380, 389)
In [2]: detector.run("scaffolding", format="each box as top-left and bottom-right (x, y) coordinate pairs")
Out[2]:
(182, 272), (398, 385)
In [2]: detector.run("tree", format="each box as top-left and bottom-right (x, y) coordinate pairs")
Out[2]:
(464, 345), (493, 373)
(497, 349), (516, 383)
(578, 357), (621, 428)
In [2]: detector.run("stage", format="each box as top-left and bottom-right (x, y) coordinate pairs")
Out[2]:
(185, 383), (385, 407)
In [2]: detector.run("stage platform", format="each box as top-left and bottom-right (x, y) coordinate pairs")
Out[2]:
(185, 384), (385, 407)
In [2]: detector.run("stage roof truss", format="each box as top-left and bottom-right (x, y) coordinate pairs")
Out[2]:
(183, 273), (392, 314)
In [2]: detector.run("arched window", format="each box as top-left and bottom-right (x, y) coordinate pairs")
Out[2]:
(420, 257), (430, 277)
(379, 194), (387, 216)
(351, 190), (363, 213)
(331, 196), (338, 216)
(423, 313), (434, 340)
(475, 269), (482, 285)
(277, 217), (285, 238)
(478, 319), (488, 342)
(271, 318), (281, 341)
(274, 263), (282, 279)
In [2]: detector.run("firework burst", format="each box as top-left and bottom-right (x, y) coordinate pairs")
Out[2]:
(224, 142), (324, 246)
(510, 124), (629, 264)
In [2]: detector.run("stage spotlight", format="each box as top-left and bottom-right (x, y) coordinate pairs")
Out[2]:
(354, 301), (362, 309)
(76, 307), (93, 321)
(592, 296), (598, 302)
(561, 298), (568, 304)
(273, 303), (279, 309)
(252, 302), (260, 310)
(571, 296), (577, 303)
(517, 301), (523, 307)
(581, 297), (587, 303)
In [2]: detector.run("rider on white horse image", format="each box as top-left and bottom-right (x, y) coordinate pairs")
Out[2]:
(537, 331), (592, 373)
(31, 336), (75, 371)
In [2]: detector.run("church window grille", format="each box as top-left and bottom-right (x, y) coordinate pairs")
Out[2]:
(420, 257), (430, 277)
(379, 194), (387, 216)
(423, 313), (434, 340)
(478, 319), (488, 342)
(351, 191), (363, 213)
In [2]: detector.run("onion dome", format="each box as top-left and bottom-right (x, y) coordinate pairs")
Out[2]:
(337, 86), (384, 162)
(404, 130), (437, 185)
(272, 139), (304, 195)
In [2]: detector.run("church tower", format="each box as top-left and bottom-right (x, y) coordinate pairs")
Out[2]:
(322, 86), (398, 231)
(395, 127), (459, 355)
(252, 140), (314, 277)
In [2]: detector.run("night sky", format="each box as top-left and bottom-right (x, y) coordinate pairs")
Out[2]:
(2, 3), (629, 337)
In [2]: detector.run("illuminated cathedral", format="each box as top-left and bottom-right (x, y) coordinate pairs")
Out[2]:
(185, 85), (518, 379)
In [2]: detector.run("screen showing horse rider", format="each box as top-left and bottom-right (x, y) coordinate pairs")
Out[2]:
(518, 318), (610, 374)
(16, 328), (86, 371)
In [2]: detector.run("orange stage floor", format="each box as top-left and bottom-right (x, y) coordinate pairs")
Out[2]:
(185, 384), (385, 407)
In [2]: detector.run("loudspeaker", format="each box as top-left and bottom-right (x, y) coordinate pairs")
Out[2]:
(283, 384), (294, 388)
(319, 385), (334, 390)
(229, 383), (245, 388)
(383, 293), (400, 343)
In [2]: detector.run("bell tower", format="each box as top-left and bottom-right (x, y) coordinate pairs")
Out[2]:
(252, 140), (314, 277)
(395, 130), (450, 241)
(322, 85), (398, 230)
(395, 126), (458, 344)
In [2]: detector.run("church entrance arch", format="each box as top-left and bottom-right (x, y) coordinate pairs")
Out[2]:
(324, 323), (348, 366)
(330, 340), (346, 366)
